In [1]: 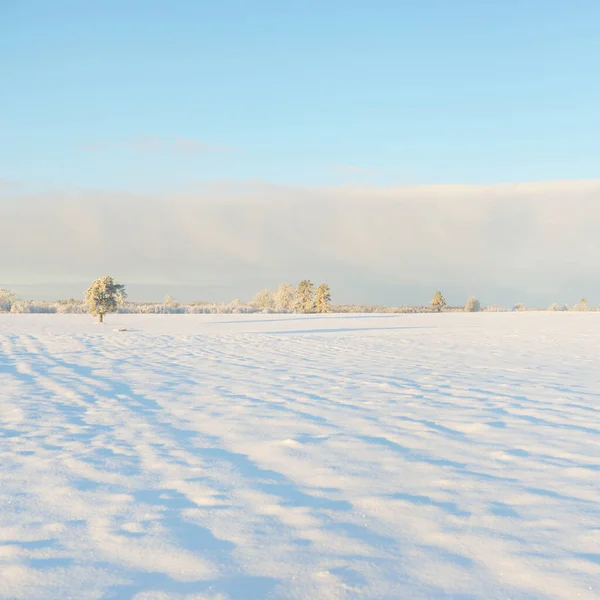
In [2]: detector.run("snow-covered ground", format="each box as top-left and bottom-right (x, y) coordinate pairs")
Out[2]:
(1, 313), (599, 600)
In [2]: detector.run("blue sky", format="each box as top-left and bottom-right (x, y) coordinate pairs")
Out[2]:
(2, 2), (600, 305)
(2, 0), (599, 191)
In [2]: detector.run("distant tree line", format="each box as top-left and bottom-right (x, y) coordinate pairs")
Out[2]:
(0, 283), (596, 319)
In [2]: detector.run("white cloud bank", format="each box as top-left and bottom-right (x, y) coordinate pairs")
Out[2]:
(1, 179), (599, 305)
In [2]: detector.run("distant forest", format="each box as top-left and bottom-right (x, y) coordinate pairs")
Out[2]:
(0, 280), (594, 315)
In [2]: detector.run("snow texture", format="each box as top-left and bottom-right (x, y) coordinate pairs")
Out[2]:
(1, 313), (599, 600)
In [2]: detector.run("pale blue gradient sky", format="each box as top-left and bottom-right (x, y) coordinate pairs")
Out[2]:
(1, 0), (599, 190)
(1, 2), (599, 305)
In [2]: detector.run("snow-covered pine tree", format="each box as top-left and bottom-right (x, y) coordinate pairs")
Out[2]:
(314, 283), (332, 313)
(295, 280), (315, 313)
(430, 290), (446, 313)
(85, 276), (127, 323)
(464, 296), (481, 312)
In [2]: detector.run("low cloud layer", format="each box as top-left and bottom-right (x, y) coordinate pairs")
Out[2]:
(2, 180), (599, 306)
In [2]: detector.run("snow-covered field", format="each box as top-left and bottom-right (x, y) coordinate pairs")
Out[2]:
(1, 313), (599, 600)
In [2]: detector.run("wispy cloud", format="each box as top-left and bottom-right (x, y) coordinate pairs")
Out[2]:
(75, 136), (239, 155)
(76, 142), (114, 152)
(128, 135), (238, 154)
(170, 136), (238, 153)
(335, 165), (382, 175)
(129, 135), (163, 153)
(0, 179), (20, 190)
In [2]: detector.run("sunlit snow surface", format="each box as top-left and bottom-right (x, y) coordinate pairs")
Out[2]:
(1, 313), (599, 600)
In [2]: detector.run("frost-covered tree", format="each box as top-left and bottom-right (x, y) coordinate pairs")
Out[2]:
(162, 295), (179, 313)
(464, 296), (480, 312)
(273, 283), (295, 311)
(578, 298), (588, 311)
(513, 303), (527, 312)
(430, 290), (446, 313)
(548, 303), (568, 312)
(251, 288), (275, 310)
(295, 280), (315, 313)
(0, 289), (15, 312)
(314, 283), (331, 313)
(85, 276), (126, 323)
(228, 298), (243, 313)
